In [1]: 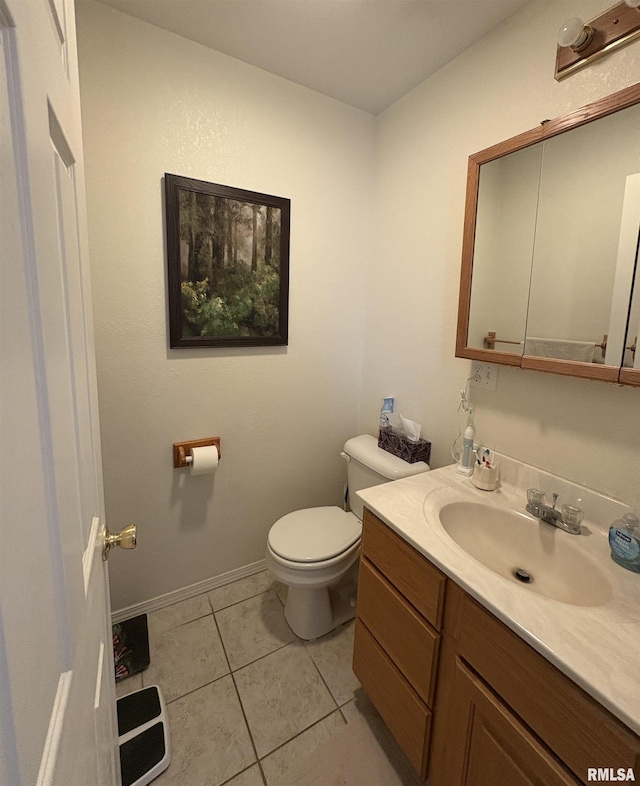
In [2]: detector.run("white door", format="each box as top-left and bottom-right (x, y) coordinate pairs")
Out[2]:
(0, 0), (120, 784)
(604, 173), (640, 368)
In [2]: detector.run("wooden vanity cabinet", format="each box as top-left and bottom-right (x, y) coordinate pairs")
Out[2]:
(431, 638), (579, 786)
(431, 582), (640, 785)
(353, 509), (446, 778)
(353, 508), (640, 785)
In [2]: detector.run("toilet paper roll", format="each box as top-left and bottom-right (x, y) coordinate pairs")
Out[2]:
(190, 445), (219, 476)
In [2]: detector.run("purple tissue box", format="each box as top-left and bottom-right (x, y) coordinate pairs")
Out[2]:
(378, 427), (431, 465)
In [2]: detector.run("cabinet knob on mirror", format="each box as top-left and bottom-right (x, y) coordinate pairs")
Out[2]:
(103, 523), (137, 561)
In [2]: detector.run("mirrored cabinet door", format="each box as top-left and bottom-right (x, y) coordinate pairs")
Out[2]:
(456, 81), (640, 386)
(467, 145), (542, 356)
(525, 102), (640, 372)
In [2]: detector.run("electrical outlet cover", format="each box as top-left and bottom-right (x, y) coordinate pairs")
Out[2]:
(470, 362), (498, 391)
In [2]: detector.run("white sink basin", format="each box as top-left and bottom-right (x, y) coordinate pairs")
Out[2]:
(438, 501), (613, 607)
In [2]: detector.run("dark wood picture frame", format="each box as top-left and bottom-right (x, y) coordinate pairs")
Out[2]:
(165, 173), (290, 348)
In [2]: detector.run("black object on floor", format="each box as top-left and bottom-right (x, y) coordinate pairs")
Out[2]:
(117, 686), (171, 786)
(113, 614), (150, 681)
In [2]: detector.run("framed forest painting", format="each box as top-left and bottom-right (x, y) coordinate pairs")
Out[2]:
(165, 174), (290, 347)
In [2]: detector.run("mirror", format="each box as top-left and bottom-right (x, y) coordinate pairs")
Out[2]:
(457, 82), (640, 385)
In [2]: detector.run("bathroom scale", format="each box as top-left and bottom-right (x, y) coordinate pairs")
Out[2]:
(117, 685), (171, 786)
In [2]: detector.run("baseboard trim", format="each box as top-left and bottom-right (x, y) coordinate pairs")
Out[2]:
(111, 559), (268, 623)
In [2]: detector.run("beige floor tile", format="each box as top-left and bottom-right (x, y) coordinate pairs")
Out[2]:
(260, 711), (345, 786)
(153, 676), (256, 786)
(208, 571), (274, 612)
(271, 709), (422, 786)
(216, 591), (295, 671)
(224, 764), (265, 786)
(143, 615), (229, 702)
(303, 620), (359, 706)
(234, 643), (337, 758)
(339, 690), (421, 782)
(115, 672), (143, 700)
(147, 594), (212, 638)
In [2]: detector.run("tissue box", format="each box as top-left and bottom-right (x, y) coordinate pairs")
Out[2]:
(378, 427), (431, 465)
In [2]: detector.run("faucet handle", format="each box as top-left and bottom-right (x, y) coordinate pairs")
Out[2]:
(527, 488), (546, 506)
(561, 504), (584, 530)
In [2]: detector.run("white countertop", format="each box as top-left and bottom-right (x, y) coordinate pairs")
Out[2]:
(356, 456), (640, 736)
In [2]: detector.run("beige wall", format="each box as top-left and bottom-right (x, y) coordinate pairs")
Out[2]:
(77, 2), (374, 611)
(360, 0), (640, 504)
(78, 0), (640, 612)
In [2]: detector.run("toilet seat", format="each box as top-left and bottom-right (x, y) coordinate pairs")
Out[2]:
(268, 506), (361, 564)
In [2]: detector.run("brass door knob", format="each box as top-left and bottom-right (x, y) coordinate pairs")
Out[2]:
(103, 523), (137, 561)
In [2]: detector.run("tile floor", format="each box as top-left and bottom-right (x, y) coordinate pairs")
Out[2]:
(115, 570), (421, 786)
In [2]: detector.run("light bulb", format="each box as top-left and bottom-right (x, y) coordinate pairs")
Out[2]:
(557, 17), (593, 50)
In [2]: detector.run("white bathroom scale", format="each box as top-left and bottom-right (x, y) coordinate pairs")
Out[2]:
(117, 685), (171, 786)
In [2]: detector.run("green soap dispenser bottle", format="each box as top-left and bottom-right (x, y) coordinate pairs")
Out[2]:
(608, 513), (640, 573)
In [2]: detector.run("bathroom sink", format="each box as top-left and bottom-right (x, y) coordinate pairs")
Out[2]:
(437, 501), (612, 607)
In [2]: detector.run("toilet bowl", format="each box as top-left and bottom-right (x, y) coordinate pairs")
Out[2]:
(266, 506), (362, 640)
(266, 434), (431, 640)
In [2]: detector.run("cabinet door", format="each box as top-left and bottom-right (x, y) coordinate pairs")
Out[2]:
(430, 646), (579, 786)
(444, 581), (640, 777)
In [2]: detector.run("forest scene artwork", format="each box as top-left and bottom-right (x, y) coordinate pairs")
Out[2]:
(165, 174), (290, 347)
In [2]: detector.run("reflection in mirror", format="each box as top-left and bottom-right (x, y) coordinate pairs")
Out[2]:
(609, 173), (640, 369)
(525, 103), (640, 366)
(623, 231), (640, 370)
(467, 145), (542, 353)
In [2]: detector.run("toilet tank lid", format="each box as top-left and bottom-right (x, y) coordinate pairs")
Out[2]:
(343, 434), (430, 480)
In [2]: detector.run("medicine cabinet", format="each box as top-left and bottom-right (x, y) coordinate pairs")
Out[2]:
(456, 82), (640, 386)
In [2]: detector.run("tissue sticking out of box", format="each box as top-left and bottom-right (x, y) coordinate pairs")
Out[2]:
(378, 417), (431, 465)
(387, 413), (422, 442)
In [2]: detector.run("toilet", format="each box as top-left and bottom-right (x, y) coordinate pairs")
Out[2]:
(266, 434), (430, 640)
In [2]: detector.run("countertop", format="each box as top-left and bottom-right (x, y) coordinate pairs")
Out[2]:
(356, 458), (640, 736)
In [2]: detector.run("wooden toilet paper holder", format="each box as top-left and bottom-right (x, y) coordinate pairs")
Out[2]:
(173, 437), (221, 468)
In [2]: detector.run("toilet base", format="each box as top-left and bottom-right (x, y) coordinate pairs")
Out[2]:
(283, 570), (358, 640)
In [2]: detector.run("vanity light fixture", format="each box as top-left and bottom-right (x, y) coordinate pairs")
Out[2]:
(557, 17), (594, 51)
(555, 1), (640, 80)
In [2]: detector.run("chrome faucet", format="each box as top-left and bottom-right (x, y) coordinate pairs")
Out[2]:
(526, 491), (583, 535)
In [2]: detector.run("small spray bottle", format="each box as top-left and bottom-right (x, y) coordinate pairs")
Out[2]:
(457, 412), (475, 476)
(379, 397), (394, 429)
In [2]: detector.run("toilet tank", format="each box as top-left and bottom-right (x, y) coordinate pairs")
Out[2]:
(342, 434), (430, 521)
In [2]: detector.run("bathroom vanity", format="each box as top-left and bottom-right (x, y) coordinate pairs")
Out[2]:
(352, 459), (640, 785)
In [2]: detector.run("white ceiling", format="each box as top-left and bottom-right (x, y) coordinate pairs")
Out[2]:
(94, 0), (532, 115)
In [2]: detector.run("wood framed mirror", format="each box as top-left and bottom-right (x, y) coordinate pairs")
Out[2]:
(456, 82), (640, 386)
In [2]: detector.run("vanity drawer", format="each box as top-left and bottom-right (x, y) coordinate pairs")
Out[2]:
(444, 582), (640, 782)
(357, 557), (440, 706)
(362, 508), (446, 629)
(353, 618), (431, 779)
